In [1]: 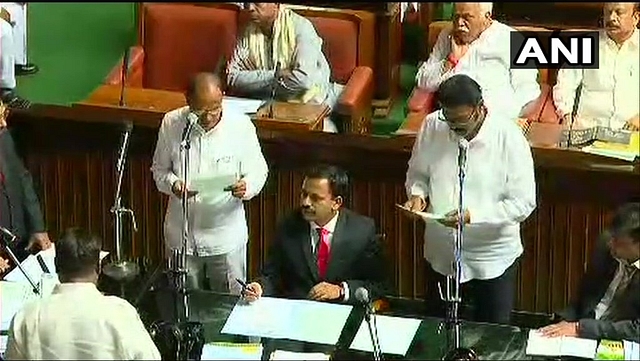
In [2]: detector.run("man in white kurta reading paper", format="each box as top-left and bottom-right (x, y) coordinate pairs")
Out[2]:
(415, 2), (540, 122)
(402, 74), (537, 325)
(151, 72), (268, 294)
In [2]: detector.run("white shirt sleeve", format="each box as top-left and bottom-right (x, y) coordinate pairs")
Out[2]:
(415, 29), (455, 91)
(469, 124), (537, 226)
(151, 112), (180, 196)
(405, 113), (436, 199)
(553, 67), (584, 118)
(239, 119), (268, 200)
(117, 302), (162, 360)
(510, 67), (541, 117)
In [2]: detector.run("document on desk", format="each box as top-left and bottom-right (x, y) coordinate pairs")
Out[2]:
(0, 281), (39, 331)
(350, 315), (421, 356)
(3, 244), (108, 284)
(200, 342), (262, 360)
(221, 297), (353, 345)
(223, 96), (264, 115)
(270, 350), (330, 360)
(526, 330), (597, 359)
(624, 340), (640, 360)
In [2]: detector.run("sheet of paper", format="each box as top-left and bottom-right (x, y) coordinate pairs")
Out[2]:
(4, 245), (108, 284)
(191, 174), (237, 204)
(221, 297), (352, 345)
(395, 204), (446, 221)
(525, 330), (597, 359)
(0, 281), (39, 331)
(270, 350), (330, 360)
(624, 340), (640, 361)
(223, 96), (264, 115)
(201, 343), (262, 360)
(582, 146), (638, 162)
(350, 315), (421, 356)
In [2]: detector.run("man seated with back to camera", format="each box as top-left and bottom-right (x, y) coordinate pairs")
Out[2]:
(5, 227), (161, 360)
(537, 203), (640, 343)
(227, 3), (343, 133)
(553, 2), (639, 131)
(243, 164), (388, 305)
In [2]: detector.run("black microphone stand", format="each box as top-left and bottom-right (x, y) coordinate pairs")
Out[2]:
(149, 116), (204, 361)
(439, 140), (477, 361)
(0, 227), (40, 296)
(103, 48), (139, 288)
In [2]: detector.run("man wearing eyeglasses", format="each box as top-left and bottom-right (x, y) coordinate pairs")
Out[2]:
(402, 74), (537, 325)
(151, 72), (268, 294)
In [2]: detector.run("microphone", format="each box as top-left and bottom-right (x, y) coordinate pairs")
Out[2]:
(355, 287), (383, 360)
(116, 121), (133, 174)
(118, 47), (132, 107)
(567, 84), (583, 147)
(36, 254), (50, 273)
(457, 138), (468, 175)
(181, 112), (198, 147)
(0, 226), (17, 242)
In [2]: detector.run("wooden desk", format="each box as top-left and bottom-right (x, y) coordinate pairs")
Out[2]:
(252, 102), (329, 132)
(9, 102), (640, 316)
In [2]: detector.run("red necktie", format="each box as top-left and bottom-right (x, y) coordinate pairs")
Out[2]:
(316, 227), (330, 279)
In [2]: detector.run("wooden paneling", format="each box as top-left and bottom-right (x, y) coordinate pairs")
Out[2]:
(10, 105), (640, 314)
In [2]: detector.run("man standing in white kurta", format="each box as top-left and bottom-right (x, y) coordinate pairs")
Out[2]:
(415, 2), (540, 122)
(402, 74), (537, 324)
(0, 3), (37, 75)
(151, 72), (268, 294)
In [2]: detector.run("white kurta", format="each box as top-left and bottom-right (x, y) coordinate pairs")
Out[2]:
(0, 3), (26, 65)
(405, 111), (537, 282)
(0, 15), (15, 88)
(415, 21), (541, 121)
(151, 105), (268, 257)
(5, 283), (161, 360)
(553, 29), (639, 130)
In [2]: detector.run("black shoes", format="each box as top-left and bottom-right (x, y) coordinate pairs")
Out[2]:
(15, 63), (39, 76)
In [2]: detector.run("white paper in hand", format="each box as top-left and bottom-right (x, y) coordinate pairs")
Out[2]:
(396, 204), (446, 221)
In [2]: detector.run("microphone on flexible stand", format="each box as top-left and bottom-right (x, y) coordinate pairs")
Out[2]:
(355, 287), (383, 361)
(566, 84), (582, 147)
(118, 47), (131, 107)
(180, 112), (198, 149)
(0, 226), (40, 295)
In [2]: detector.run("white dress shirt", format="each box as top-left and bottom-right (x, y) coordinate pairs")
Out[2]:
(415, 21), (540, 121)
(308, 211), (350, 301)
(594, 259), (640, 320)
(5, 283), (160, 360)
(405, 111), (537, 282)
(151, 106), (269, 256)
(554, 29), (639, 130)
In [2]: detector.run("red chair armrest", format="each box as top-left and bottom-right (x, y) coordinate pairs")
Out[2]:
(521, 84), (560, 124)
(104, 46), (145, 88)
(407, 87), (436, 114)
(336, 66), (374, 115)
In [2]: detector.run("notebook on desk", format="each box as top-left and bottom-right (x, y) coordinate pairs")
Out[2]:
(526, 330), (597, 359)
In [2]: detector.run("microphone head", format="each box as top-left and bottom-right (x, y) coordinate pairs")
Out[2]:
(355, 287), (369, 303)
(458, 138), (469, 150)
(123, 121), (133, 132)
(187, 112), (198, 125)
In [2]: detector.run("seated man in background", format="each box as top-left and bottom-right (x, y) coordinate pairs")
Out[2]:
(415, 2), (540, 121)
(0, 99), (51, 278)
(0, 3), (29, 107)
(538, 203), (639, 343)
(243, 164), (387, 304)
(553, 2), (639, 131)
(5, 227), (161, 360)
(227, 3), (343, 133)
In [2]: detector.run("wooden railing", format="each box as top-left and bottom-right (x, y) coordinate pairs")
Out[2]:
(10, 104), (640, 314)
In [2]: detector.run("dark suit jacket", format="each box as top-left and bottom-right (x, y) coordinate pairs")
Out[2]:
(258, 208), (388, 304)
(558, 233), (640, 342)
(0, 129), (45, 259)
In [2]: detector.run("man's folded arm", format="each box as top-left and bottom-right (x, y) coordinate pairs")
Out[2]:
(578, 318), (640, 342)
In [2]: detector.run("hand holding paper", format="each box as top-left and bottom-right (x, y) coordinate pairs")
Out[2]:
(395, 204), (445, 222)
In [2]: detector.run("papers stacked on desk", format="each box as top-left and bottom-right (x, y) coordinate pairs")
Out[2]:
(582, 132), (640, 162)
(221, 297), (352, 345)
(200, 343), (262, 360)
(350, 315), (421, 356)
(526, 330), (597, 359)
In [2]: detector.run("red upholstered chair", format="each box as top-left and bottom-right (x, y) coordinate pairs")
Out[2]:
(105, 3), (240, 92)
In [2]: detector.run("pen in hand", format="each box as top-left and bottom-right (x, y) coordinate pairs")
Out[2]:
(236, 278), (256, 297)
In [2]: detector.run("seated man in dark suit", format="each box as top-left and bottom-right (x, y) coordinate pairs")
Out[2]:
(538, 202), (640, 342)
(244, 164), (387, 304)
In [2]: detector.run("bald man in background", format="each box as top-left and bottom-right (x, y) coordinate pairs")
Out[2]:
(415, 2), (540, 121)
(151, 72), (268, 294)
